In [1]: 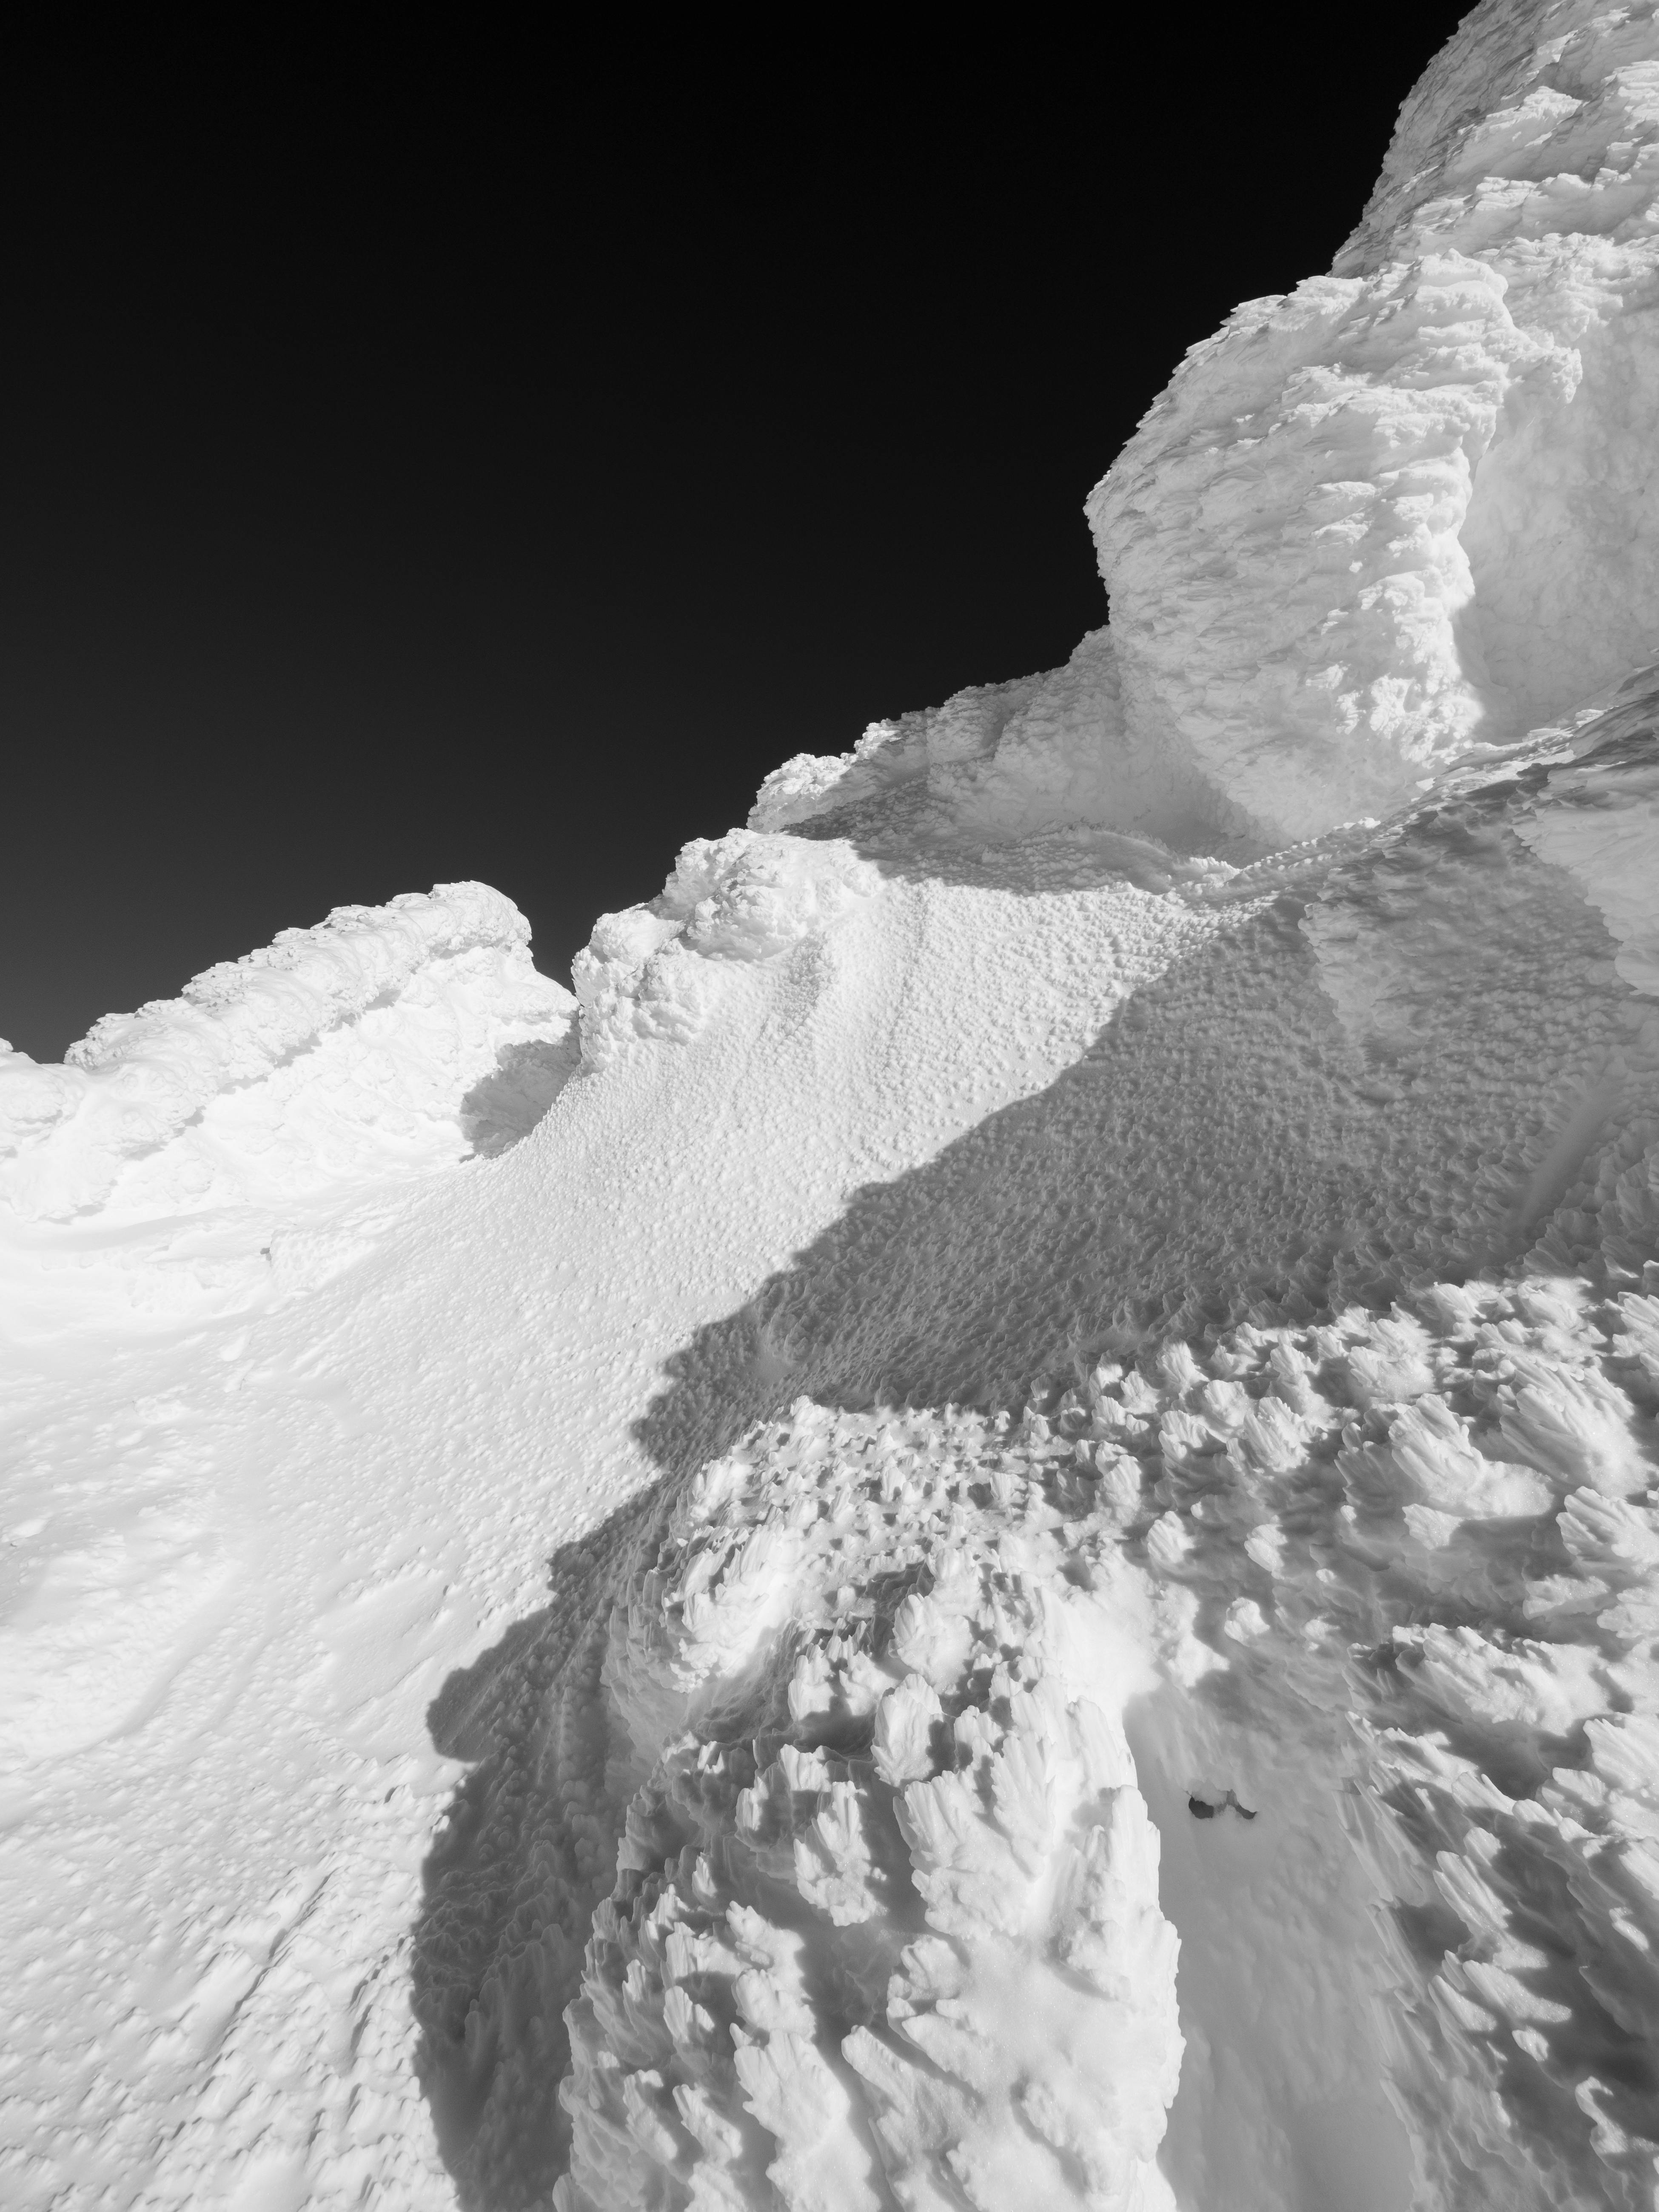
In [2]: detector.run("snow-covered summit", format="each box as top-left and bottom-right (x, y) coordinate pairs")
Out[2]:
(10, 6), (1659, 2209)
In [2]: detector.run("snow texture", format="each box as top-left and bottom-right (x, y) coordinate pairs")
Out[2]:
(11, 5), (1659, 2208)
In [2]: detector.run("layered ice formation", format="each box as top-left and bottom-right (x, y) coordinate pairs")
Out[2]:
(9, 4), (1659, 2208)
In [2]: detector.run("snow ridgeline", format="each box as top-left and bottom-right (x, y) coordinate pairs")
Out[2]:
(0, 882), (575, 1223)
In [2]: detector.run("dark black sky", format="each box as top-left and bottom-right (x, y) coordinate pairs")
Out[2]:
(1, 13), (1470, 1060)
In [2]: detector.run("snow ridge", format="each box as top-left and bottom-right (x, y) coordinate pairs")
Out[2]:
(0, 882), (574, 1221)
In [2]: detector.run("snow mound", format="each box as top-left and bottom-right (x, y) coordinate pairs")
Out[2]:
(0, 882), (575, 1221)
(573, 832), (878, 1069)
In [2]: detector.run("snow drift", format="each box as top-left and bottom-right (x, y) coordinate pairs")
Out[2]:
(9, 4), (1659, 2209)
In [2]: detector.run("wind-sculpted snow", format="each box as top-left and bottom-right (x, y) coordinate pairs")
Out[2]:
(573, 833), (878, 1071)
(420, 1260), (1659, 2211)
(749, 629), (1239, 864)
(1089, 0), (1659, 849)
(16, 6), (1659, 2208)
(0, 882), (574, 1223)
(758, 0), (1659, 867)
(758, 0), (1659, 860)
(559, 1407), (1185, 2212)
(1089, 252), (1553, 844)
(1519, 664), (1659, 1000)
(402, 692), (1659, 2211)
(764, 0), (1659, 866)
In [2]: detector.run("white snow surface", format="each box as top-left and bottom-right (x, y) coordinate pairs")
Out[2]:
(12, 6), (1659, 2207)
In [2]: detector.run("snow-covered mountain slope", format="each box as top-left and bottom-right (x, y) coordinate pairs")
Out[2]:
(9, 4), (1659, 2208)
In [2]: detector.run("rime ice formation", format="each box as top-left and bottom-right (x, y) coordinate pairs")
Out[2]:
(0, 882), (575, 1223)
(765, 1), (1659, 861)
(10, 7), (1659, 2211)
(1093, 0), (1659, 850)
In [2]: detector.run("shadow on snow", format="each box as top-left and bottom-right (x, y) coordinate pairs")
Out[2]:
(407, 784), (1647, 2205)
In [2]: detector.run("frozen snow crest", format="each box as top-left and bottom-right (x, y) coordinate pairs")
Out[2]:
(0, 881), (575, 1222)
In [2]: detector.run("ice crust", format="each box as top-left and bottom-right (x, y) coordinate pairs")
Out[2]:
(12, 4), (1659, 2209)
